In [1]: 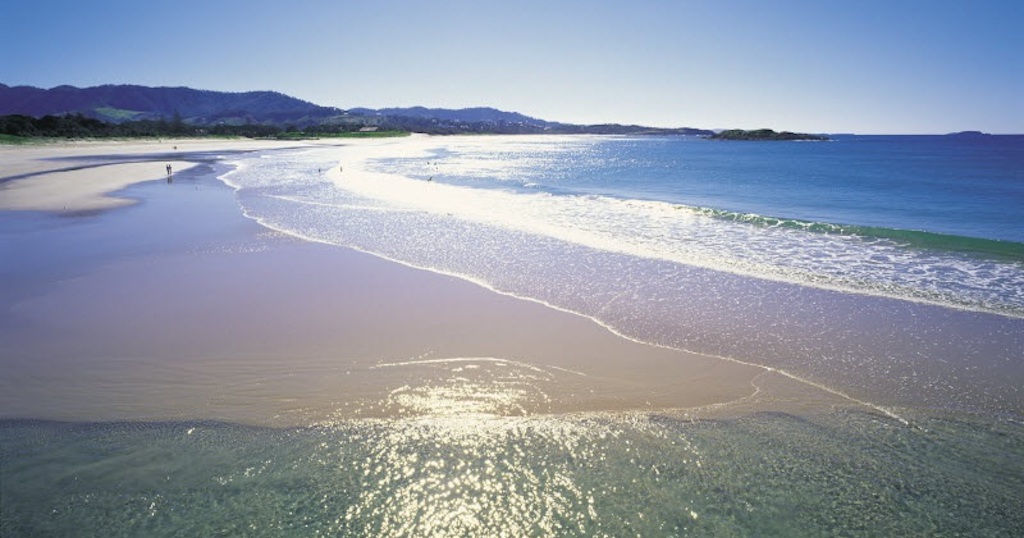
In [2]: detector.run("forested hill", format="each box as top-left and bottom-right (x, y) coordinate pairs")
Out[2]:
(0, 84), (341, 125)
(0, 83), (713, 136)
(709, 128), (830, 141)
(349, 106), (555, 127)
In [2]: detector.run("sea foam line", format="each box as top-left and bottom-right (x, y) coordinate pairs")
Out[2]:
(332, 146), (1024, 319)
(217, 142), (919, 425)
(236, 187), (912, 426)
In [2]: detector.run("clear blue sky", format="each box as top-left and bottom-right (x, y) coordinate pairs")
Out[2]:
(2, 0), (1021, 133)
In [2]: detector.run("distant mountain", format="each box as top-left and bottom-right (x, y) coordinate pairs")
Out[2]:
(0, 83), (342, 126)
(0, 83), (713, 136)
(349, 106), (554, 127)
(348, 106), (712, 136)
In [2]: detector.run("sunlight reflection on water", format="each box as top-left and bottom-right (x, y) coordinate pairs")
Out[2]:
(4, 409), (1021, 536)
(316, 357), (704, 536)
(332, 413), (700, 536)
(373, 357), (558, 417)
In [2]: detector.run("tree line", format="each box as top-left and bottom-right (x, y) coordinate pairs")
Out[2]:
(1, 112), (714, 140)
(0, 113), (295, 139)
(0, 113), (545, 139)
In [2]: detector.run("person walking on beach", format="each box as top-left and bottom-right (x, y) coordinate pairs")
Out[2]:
(166, 164), (172, 176)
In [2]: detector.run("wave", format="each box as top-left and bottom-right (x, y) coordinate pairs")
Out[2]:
(690, 206), (1024, 262)
(212, 144), (1024, 418)
(219, 143), (1024, 319)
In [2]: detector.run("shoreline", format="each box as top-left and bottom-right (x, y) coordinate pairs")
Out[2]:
(4, 139), (1022, 538)
(0, 137), (841, 427)
(317, 135), (1024, 419)
(0, 138), (319, 213)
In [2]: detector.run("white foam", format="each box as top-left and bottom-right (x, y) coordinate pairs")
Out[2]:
(325, 137), (1024, 317)
(217, 136), (1023, 319)
(214, 136), (1024, 421)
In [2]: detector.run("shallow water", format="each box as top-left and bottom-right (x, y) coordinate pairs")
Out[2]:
(4, 409), (1022, 537)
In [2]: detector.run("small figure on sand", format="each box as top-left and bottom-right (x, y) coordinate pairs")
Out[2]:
(166, 164), (173, 176)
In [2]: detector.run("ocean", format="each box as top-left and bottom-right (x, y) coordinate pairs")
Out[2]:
(3, 134), (1023, 536)
(227, 134), (1024, 415)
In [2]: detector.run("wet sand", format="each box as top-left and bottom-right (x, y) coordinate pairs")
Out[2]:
(0, 139), (837, 427)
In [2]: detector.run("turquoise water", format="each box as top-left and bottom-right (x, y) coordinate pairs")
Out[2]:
(4, 410), (1023, 537)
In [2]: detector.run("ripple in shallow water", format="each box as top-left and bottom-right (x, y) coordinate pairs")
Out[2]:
(3, 410), (1022, 537)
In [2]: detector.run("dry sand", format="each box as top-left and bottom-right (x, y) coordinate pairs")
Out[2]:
(0, 138), (832, 427)
(0, 138), (309, 213)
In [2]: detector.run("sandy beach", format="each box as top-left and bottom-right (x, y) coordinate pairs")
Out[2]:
(4, 137), (1022, 538)
(0, 138), (308, 213)
(0, 137), (829, 427)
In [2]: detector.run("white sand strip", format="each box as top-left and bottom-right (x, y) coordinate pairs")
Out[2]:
(0, 160), (196, 212)
(0, 138), (320, 213)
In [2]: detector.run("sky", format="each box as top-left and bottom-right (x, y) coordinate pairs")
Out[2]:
(2, 0), (1021, 133)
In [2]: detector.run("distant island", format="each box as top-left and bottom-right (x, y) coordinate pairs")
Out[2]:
(709, 129), (830, 141)
(946, 131), (991, 137)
